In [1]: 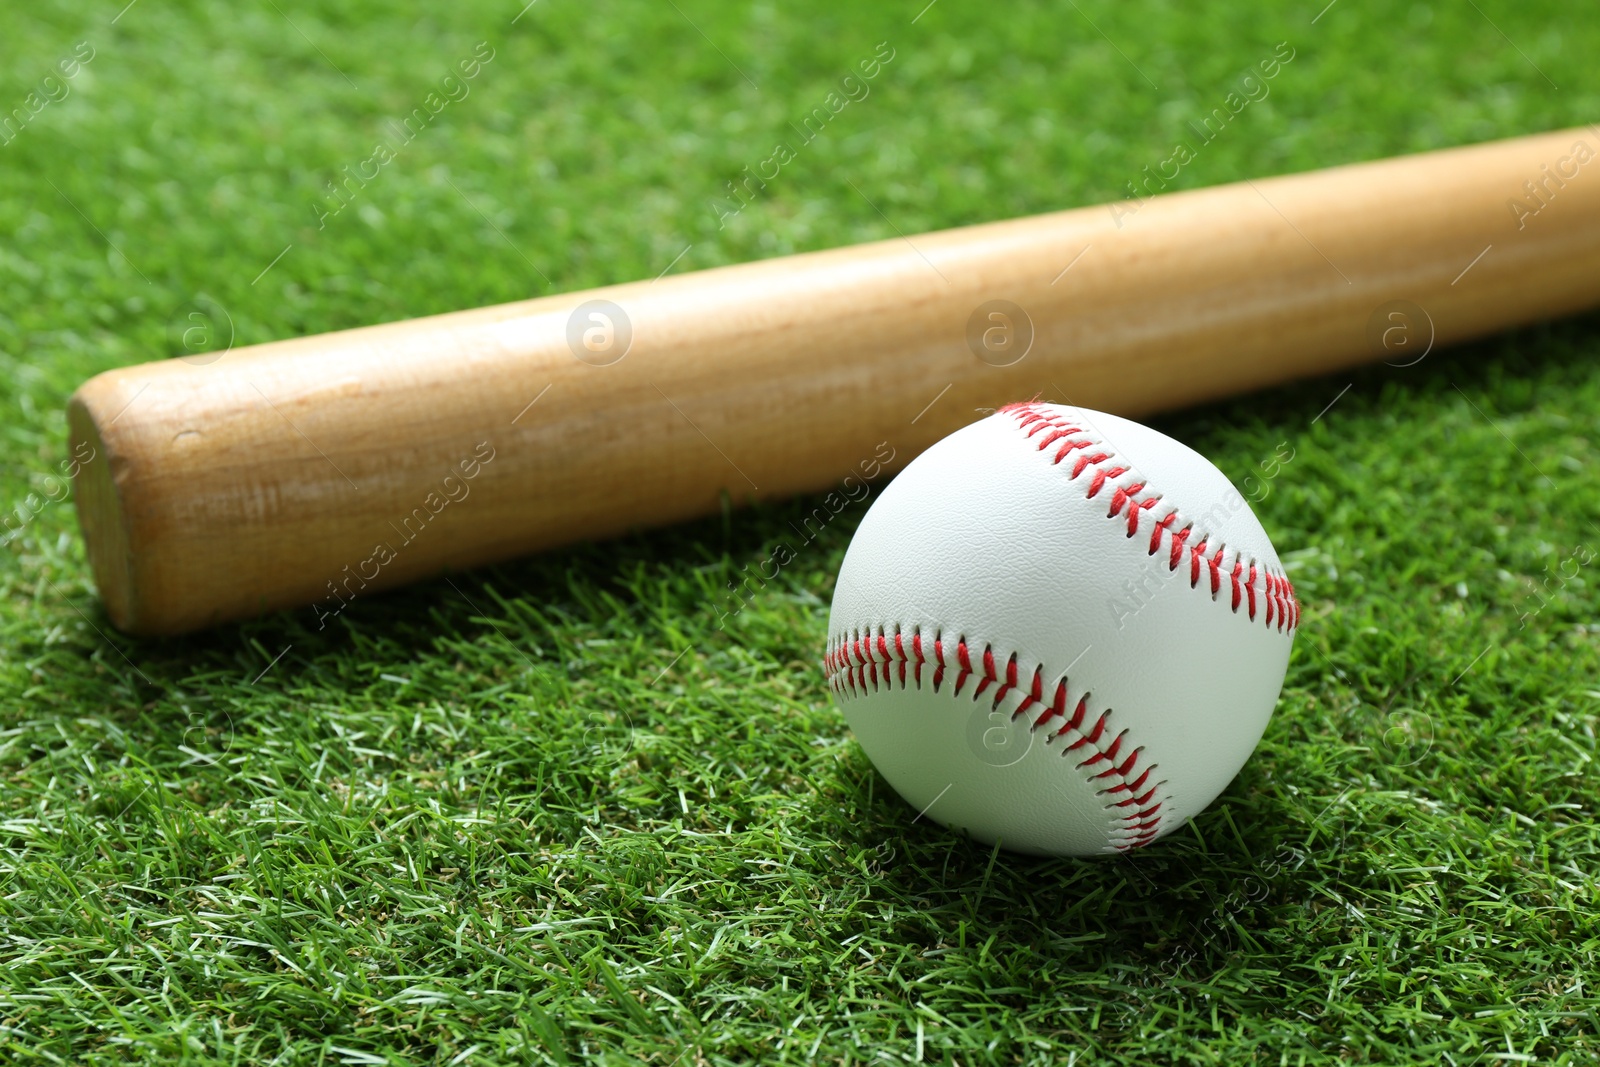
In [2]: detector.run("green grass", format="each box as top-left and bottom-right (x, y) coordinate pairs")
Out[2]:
(3, 0), (1600, 1063)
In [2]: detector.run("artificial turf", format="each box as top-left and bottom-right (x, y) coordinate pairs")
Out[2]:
(3, 0), (1599, 1063)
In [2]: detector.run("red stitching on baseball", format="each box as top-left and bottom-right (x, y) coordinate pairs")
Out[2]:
(825, 630), (1164, 851)
(1169, 523), (1192, 570)
(1001, 402), (1301, 634)
(1150, 510), (1178, 555)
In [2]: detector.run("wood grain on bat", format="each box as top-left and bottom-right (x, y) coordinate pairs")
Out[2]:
(68, 127), (1600, 634)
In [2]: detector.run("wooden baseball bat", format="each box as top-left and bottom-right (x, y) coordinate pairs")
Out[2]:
(70, 126), (1600, 635)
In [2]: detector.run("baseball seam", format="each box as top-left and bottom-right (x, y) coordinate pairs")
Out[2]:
(824, 629), (1164, 851)
(1003, 402), (1301, 632)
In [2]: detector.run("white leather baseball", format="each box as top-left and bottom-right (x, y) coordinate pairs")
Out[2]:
(825, 402), (1297, 856)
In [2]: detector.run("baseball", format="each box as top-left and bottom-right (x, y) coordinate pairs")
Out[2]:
(825, 402), (1298, 855)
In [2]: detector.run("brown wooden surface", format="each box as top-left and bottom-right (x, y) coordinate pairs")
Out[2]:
(70, 126), (1600, 634)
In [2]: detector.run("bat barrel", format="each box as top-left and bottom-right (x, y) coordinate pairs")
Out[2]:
(70, 126), (1600, 634)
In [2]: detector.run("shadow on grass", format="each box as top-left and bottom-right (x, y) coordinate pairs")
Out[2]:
(93, 486), (846, 688)
(832, 728), (1327, 971)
